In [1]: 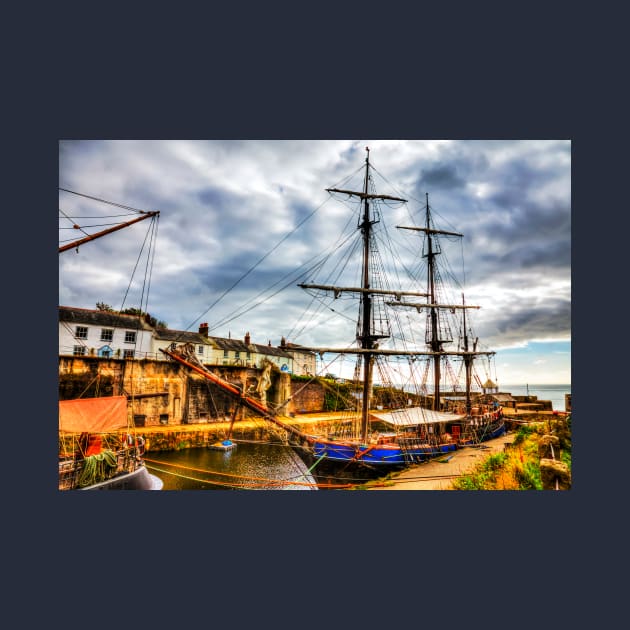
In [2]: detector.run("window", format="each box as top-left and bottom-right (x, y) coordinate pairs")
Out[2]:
(73, 346), (86, 356)
(124, 330), (136, 343)
(159, 414), (169, 425)
(133, 414), (146, 427)
(223, 350), (229, 358)
(198, 345), (204, 354)
(75, 326), (88, 339)
(246, 351), (251, 359)
(123, 349), (135, 359)
(235, 351), (240, 359)
(100, 328), (113, 342)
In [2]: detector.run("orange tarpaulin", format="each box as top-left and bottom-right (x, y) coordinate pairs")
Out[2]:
(59, 396), (129, 433)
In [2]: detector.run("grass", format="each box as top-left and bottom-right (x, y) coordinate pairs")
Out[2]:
(452, 417), (571, 491)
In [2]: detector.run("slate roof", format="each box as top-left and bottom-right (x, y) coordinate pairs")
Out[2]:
(154, 329), (212, 345)
(209, 336), (254, 353)
(208, 336), (292, 358)
(59, 306), (153, 331)
(253, 343), (292, 359)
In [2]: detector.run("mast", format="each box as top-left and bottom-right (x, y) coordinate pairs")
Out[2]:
(397, 204), (496, 417)
(358, 148), (374, 441)
(304, 147), (407, 442)
(462, 293), (473, 416)
(425, 193), (442, 411)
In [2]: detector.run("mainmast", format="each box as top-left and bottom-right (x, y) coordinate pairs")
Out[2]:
(358, 148), (374, 441)
(301, 147), (406, 442)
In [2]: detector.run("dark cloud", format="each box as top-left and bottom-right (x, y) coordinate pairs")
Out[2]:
(416, 163), (467, 191)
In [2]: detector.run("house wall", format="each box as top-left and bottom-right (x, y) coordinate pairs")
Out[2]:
(59, 320), (154, 358)
(288, 350), (316, 376)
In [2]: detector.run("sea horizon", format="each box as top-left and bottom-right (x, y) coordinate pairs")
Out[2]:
(395, 382), (571, 411)
(499, 383), (571, 411)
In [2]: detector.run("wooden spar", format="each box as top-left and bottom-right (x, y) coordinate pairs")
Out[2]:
(159, 347), (314, 443)
(59, 211), (160, 253)
(293, 347), (495, 357)
(299, 283), (429, 299)
(385, 301), (481, 310)
(326, 188), (407, 203)
(397, 225), (463, 237)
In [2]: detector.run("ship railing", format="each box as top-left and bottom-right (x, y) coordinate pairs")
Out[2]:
(58, 446), (144, 490)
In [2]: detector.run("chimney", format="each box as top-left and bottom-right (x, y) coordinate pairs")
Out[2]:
(280, 336), (286, 348)
(199, 322), (208, 337)
(245, 331), (251, 345)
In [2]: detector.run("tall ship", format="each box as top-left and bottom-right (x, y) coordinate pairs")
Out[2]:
(165, 147), (505, 487)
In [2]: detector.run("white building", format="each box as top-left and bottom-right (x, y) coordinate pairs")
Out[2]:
(59, 308), (301, 374)
(59, 306), (155, 359)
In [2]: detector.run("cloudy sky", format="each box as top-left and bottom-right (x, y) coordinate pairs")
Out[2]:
(59, 140), (571, 385)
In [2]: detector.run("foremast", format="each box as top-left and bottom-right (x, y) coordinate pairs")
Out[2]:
(396, 193), (494, 415)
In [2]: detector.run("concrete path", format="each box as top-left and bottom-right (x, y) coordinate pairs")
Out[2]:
(366, 432), (515, 490)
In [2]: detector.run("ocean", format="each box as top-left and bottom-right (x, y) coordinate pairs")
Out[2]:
(500, 384), (571, 411)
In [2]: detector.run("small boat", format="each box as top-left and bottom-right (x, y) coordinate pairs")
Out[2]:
(58, 395), (163, 490)
(208, 439), (237, 451)
(59, 189), (162, 490)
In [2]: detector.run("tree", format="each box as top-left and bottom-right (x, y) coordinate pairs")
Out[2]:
(96, 302), (114, 312)
(120, 307), (168, 329)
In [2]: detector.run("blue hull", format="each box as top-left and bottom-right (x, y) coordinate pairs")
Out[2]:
(312, 440), (457, 466)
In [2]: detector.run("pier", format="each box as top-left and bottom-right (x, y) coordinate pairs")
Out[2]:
(127, 412), (346, 452)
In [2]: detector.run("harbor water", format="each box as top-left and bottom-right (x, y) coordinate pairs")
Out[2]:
(145, 384), (570, 490)
(146, 440), (318, 490)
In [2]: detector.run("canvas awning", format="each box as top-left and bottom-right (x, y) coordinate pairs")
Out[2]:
(59, 396), (129, 433)
(370, 406), (466, 427)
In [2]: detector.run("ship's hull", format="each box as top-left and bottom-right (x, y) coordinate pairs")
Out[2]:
(291, 438), (457, 488)
(78, 464), (163, 490)
(312, 438), (456, 465)
(292, 419), (507, 488)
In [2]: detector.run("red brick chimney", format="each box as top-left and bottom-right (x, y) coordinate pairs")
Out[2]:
(244, 331), (251, 345)
(199, 322), (209, 337)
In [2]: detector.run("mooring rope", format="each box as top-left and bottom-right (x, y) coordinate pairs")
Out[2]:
(78, 450), (118, 487)
(144, 457), (352, 489)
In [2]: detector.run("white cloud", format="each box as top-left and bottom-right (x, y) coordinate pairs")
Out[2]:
(59, 140), (571, 384)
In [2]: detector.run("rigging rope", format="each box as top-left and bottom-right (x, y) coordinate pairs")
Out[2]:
(59, 188), (157, 214)
(181, 195), (333, 338)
